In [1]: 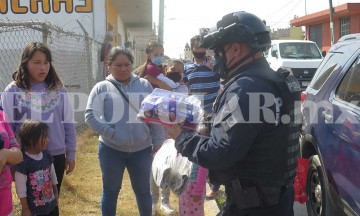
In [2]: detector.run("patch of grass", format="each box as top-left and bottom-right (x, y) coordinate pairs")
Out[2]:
(215, 189), (226, 210)
(12, 129), (179, 216)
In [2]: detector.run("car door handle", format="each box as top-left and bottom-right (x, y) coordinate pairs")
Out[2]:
(322, 111), (333, 123)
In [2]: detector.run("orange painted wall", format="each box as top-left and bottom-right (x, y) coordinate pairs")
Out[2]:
(307, 14), (360, 52)
(350, 14), (360, 33)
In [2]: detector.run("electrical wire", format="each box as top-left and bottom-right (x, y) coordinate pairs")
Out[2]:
(264, 0), (298, 19)
(270, 0), (303, 28)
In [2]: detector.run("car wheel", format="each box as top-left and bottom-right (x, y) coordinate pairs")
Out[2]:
(306, 155), (334, 216)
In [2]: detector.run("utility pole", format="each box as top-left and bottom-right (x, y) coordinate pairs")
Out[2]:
(305, 0), (307, 15)
(158, 0), (164, 45)
(329, 0), (335, 45)
(105, 0), (108, 33)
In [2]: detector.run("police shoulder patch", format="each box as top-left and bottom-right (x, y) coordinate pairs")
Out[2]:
(221, 114), (237, 132)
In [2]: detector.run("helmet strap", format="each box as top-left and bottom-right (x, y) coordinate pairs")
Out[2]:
(226, 48), (259, 74)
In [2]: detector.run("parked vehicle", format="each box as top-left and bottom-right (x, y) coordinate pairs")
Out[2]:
(265, 40), (323, 90)
(301, 33), (360, 216)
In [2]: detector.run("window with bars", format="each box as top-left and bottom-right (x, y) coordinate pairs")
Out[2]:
(340, 17), (350, 37)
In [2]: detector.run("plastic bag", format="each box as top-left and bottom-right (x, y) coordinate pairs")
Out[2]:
(169, 152), (193, 197)
(138, 88), (204, 130)
(152, 139), (177, 188)
(151, 139), (193, 197)
(293, 158), (309, 204)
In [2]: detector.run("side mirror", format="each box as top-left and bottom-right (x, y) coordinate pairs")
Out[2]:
(271, 50), (278, 58)
(322, 51), (326, 57)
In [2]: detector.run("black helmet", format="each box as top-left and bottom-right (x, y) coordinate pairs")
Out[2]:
(200, 11), (271, 51)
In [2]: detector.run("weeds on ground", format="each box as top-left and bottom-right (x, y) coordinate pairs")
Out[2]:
(11, 129), (178, 216)
(215, 190), (226, 210)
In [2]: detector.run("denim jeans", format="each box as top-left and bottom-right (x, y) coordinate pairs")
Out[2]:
(98, 142), (152, 216)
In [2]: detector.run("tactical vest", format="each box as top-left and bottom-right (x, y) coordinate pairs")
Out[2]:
(209, 66), (301, 204)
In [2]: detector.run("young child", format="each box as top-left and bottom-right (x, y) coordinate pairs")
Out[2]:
(179, 164), (208, 216)
(0, 110), (23, 216)
(167, 59), (185, 76)
(15, 119), (59, 216)
(150, 70), (188, 215)
(166, 71), (188, 94)
(139, 41), (179, 90)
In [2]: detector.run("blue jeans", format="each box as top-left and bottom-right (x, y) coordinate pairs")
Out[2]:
(98, 142), (152, 216)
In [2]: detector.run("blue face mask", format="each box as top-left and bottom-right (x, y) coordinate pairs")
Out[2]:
(151, 56), (164, 66)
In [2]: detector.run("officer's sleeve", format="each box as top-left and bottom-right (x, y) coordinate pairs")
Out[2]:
(176, 87), (266, 170)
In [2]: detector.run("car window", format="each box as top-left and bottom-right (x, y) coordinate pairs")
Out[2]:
(271, 44), (278, 57)
(336, 56), (360, 107)
(263, 49), (269, 58)
(309, 53), (343, 90)
(278, 42), (322, 59)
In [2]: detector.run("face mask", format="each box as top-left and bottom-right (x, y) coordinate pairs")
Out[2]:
(151, 56), (164, 66)
(213, 53), (228, 79)
(213, 46), (236, 79)
(192, 51), (206, 59)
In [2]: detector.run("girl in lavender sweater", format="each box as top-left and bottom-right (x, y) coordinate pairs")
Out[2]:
(1, 42), (77, 195)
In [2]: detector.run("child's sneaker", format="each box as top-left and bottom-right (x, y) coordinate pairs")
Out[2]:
(152, 202), (158, 216)
(160, 202), (175, 215)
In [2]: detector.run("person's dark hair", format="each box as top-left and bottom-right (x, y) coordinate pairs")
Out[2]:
(166, 71), (182, 83)
(13, 42), (63, 90)
(107, 47), (134, 66)
(190, 35), (202, 49)
(140, 41), (164, 78)
(18, 119), (49, 152)
(172, 59), (184, 67)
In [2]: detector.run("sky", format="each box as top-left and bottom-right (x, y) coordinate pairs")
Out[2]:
(152, 0), (358, 58)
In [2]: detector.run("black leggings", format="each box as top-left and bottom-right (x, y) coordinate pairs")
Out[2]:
(52, 154), (66, 193)
(37, 206), (59, 216)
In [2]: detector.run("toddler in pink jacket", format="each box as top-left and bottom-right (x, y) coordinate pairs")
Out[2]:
(0, 110), (22, 216)
(179, 163), (208, 216)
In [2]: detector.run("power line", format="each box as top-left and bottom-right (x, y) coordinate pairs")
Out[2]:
(264, 0), (298, 19)
(271, 0), (303, 28)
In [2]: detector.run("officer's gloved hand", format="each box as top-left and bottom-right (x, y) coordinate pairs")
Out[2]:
(173, 130), (194, 154)
(197, 124), (210, 136)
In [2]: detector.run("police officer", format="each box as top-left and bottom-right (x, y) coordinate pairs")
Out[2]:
(166, 11), (301, 216)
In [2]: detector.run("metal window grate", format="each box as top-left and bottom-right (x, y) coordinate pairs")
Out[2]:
(340, 17), (350, 37)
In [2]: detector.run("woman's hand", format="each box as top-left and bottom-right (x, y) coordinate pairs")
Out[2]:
(65, 159), (75, 175)
(144, 75), (172, 90)
(152, 145), (162, 155)
(0, 149), (7, 171)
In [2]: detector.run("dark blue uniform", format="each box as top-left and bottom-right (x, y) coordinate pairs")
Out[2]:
(176, 57), (297, 216)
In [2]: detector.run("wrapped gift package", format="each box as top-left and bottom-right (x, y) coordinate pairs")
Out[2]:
(138, 88), (204, 130)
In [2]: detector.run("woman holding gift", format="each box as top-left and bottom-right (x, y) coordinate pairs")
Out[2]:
(85, 47), (164, 216)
